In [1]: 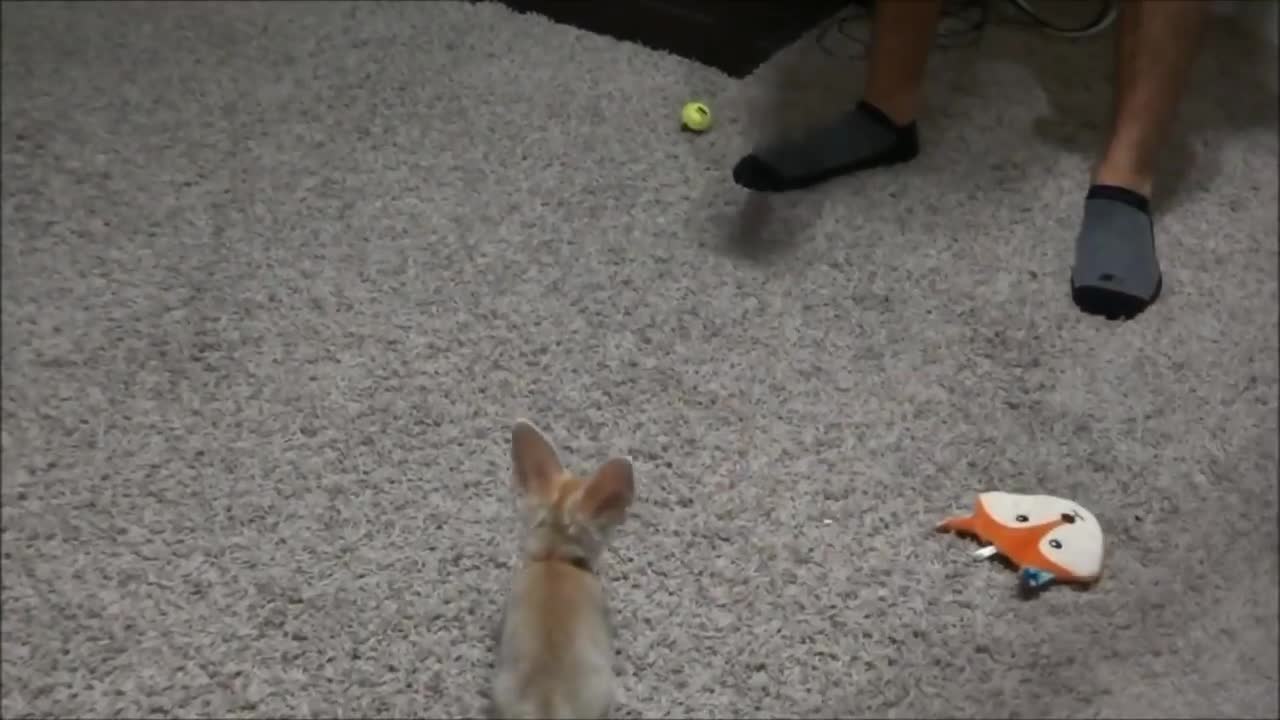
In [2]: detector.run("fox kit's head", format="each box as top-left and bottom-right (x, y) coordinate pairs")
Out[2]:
(510, 419), (634, 569)
(938, 491), (1105, 587)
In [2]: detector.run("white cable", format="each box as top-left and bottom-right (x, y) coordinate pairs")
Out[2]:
(1007, 0), (1118, 38)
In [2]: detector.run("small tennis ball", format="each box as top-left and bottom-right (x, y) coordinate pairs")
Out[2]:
(681, 101), (712, 132)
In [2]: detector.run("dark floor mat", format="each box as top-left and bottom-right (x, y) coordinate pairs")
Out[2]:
(496, 0), (854, 78)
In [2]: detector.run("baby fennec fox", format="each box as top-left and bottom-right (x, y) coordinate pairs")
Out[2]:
(491, 419), (636, 719)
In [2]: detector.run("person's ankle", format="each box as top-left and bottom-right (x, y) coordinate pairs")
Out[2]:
(1092, 157), (1154, 199)
(861, 93), (919, 127)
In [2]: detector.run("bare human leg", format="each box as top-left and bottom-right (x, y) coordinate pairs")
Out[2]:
(732, 0), (944, 192)
(864, 0), (946, 125)
(1095, 0), (1210, 196)
(1071, 0), (1209, 319)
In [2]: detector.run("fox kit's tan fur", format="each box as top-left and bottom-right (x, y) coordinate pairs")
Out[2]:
(491, 419), (635, 720)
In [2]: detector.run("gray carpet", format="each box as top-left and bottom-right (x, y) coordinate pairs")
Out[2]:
(2, 1), (1277, 718)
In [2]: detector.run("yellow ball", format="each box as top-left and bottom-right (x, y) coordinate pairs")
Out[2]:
(681, 101), (712, 132)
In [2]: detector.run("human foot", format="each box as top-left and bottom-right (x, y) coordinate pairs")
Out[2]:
(1070, 184), (1162, 320)
(732, 101), (919, 192)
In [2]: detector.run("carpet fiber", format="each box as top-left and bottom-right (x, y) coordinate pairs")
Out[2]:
(2, 2), (1277, 718)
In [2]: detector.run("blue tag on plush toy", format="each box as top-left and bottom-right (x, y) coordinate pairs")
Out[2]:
(1018, 567), (1056, 591)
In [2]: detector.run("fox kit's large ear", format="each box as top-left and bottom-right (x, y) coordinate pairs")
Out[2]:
(511, 419), (563, 500)
(579, 457), (635, 529)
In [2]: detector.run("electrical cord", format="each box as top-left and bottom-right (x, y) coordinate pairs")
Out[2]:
(816, 0), (1117, 61)
(1007, 0), (1117, 38)
(816, 0), (986, 60)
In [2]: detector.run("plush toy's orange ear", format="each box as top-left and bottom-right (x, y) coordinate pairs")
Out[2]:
(936, 495), (985, 535)
(936, 514), (976, 534)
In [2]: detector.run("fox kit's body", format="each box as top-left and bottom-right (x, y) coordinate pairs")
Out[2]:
(492, 420), (634, 720)
(494, 561), (614, 718)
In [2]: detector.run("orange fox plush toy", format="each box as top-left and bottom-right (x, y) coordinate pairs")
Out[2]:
(937, 491), (1105, 593)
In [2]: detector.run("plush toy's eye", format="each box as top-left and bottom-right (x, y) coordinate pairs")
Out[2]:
(1015, 514), (1029, 522)
(1048, 539), (1063, 549)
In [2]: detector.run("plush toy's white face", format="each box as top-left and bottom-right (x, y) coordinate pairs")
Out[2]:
(976, 491), (1105, 581)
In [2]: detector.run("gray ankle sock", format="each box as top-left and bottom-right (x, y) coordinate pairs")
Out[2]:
(732, 101), (919, 192)
(1070, 185), (1162, 320)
